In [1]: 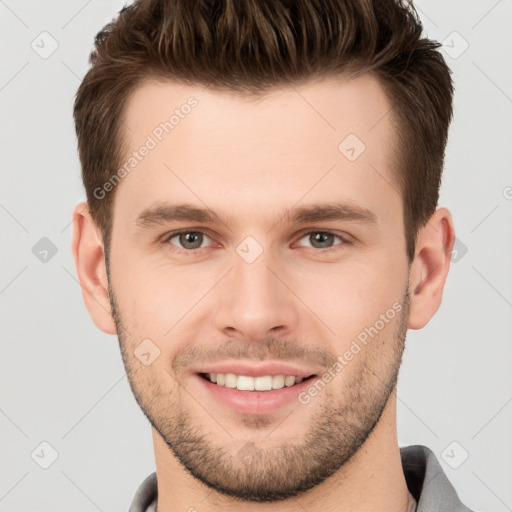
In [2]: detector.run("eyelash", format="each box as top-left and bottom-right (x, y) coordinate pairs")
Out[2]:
(160, 229), (352, 255)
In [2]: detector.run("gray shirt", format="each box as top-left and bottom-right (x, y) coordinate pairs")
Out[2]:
(128, 444), (475, 512)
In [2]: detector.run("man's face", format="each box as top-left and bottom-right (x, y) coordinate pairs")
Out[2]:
(107, 74), (411, 501)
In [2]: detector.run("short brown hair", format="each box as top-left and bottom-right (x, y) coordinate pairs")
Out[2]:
(73, 0), (454, 262)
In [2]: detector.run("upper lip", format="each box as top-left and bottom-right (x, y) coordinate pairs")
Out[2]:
(194, 362), (319, 378)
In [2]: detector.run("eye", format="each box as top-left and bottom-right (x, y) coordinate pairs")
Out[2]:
(295, 231), (349, 251)
(163, 230), (214, 253)
(160, 229), (351, 255)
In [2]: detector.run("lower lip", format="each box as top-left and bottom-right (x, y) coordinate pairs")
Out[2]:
(195, 374), (316, 415)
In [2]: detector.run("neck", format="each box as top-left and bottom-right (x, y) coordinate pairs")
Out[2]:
(152, 392), (410, 512)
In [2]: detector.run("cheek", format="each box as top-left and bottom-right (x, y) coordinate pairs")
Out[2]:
(293, 257), (405, 340)
(113, 260), (211, 334)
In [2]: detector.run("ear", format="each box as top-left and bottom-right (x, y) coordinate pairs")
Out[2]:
(407, 207), (456, 330)
(71, 202), (117, 334)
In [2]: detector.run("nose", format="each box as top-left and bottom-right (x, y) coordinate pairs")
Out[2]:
(213, 246), (301, 341)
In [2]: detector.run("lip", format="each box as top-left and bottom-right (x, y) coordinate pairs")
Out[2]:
(195, 373), (317, 415)
(193, 361), (319, 378)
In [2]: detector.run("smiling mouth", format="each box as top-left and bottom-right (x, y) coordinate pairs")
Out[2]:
(198, 372), (317, 391)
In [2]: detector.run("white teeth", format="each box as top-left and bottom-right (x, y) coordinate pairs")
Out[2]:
(272, 375), (285, 389)
(225, 373), (237, 388)
(284, 375), (295, 387)
(205, 373), (307, 391)
(237, 375), (255, 391)
(254, 376), (272, 391)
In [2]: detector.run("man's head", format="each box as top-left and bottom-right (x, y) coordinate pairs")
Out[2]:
(74, 0), (454, 264)
(71, 0), (455, 504)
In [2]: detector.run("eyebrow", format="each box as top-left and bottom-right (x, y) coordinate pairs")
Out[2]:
(134, 201), (377, 230)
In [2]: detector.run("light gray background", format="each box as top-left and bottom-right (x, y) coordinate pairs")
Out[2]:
(1, 1), (511, 511)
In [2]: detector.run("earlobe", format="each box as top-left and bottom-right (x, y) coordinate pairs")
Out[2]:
(71, 202), (117, 335)
(407, 207), (456, 330)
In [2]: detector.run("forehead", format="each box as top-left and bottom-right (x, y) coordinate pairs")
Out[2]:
(115, 74), (400, 231)
(122, 73), (395, 146)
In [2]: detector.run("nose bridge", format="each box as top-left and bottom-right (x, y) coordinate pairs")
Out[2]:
(214, 238), (299, 339)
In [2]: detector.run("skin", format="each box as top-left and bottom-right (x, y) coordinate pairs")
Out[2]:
(72, 74), (455, 512)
